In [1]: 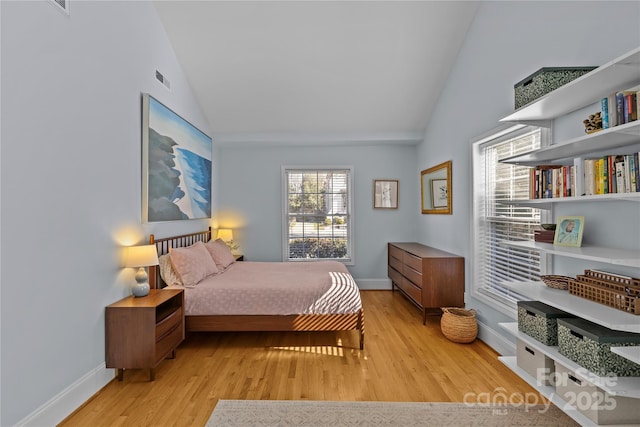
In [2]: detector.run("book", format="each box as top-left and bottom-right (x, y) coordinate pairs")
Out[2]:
(629, 154), (637, 192)
(616, 91), (625, 125)
(624, 155), (632, 193)
(608, 93), (618, 127)
(615, 160), (626, 193)
(635, 152), (640, 192)
(601, 97), (609, 129)
(601, 156), (609, 194)
(608, 155), (616, 193)
(624, 91), (637, 123)
(573, 157), (584, 197)
(584, 159), (596, 195)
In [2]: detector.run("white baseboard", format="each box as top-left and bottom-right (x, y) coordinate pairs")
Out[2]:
(477, 319), (516, 357)
(355, 278), (392, 290)
(16, 364), (114, 427)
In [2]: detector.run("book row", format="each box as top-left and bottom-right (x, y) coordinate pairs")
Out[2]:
(601, 87), (639, 129)
(529, 153), (640, 199)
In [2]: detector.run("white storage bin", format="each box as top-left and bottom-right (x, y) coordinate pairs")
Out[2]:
(554, 361), (640, 425)
(516, 339), (554, 386)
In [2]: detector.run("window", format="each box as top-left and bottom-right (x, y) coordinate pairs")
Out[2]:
(471, 125), (549, 314)
(282, 167), (353, 263)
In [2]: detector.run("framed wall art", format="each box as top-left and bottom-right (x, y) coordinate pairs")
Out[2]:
(373, 179), (398, 209)
(142, 93), (212, 222)
(421, 160), (452, 214)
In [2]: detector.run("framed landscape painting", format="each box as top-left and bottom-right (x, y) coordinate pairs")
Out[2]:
(142, 93), (212, 222)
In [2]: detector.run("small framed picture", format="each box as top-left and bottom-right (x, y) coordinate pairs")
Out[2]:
(373, 179), (398, 209)
(430, 179), (448, 208)
(553, 216), (585, 247)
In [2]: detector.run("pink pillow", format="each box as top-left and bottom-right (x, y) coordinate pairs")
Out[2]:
(204, 239), (236, 270)
(169, 241), (219, 287)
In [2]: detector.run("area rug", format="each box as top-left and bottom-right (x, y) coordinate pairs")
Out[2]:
(206, 400), (579, 426)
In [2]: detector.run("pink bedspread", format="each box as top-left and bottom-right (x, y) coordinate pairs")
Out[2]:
(169, 261), (362, 316)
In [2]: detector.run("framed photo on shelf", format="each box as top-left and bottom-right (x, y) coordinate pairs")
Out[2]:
(553, 216), (585, 247)
(373, 179), (398, 209)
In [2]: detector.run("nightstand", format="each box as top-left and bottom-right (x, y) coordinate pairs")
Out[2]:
(105, 289), (184, 381)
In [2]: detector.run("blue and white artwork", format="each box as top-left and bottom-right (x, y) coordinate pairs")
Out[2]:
(143, 94), (212, 222)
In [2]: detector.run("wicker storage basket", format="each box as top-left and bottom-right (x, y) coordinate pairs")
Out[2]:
(540, 275), (573, 290)
(441, 307), (478, 343)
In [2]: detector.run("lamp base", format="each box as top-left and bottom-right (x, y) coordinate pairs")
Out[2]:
(132, 267), (150, 297)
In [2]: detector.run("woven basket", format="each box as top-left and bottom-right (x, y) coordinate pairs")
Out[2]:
(540, 275), (573, 290)
(440, 307), (478, 344)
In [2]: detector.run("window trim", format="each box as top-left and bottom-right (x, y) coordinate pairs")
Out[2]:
(470, 124), (551, 317)
(281, 165), (354, 265)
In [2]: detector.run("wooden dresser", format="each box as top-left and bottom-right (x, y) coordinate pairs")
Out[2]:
(388, 242), (464, 324)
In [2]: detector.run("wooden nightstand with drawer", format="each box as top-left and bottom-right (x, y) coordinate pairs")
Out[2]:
(105, 289), (184, 381)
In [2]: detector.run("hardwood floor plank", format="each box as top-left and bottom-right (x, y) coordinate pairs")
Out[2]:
(60, 291), (539, 426)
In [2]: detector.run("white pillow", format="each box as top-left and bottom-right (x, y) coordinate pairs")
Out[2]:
(158, 254), (183, 287)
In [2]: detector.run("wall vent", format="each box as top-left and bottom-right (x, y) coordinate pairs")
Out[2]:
(155, 70), (171, 91)
(50, 0), (70, 15)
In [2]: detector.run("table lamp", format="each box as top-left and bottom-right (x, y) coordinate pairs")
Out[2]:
(216, 228), (239, 253)
(124, 245), (159, 297)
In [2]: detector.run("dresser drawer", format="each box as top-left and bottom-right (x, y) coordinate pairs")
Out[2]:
(389, 245), (404, 261)
(403, 265), (422, 289)
(388, 265), (403, 285)
(398, 277), (422, 304)
(156, 307), (182, 340)
(155, 322), (183, 364)
(389, 254), (403, 272)
(403, 252), (422, 273)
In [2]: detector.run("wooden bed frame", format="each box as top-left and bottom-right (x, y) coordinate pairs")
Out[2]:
(148, 228), (364, 350)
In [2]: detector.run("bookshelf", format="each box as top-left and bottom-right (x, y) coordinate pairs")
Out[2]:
(496, 47), (640, 424)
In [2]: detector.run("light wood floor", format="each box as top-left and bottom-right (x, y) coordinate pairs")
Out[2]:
(60, 290), (541, 426)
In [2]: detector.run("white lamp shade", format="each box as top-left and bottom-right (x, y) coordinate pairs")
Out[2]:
(216, 229), (234, 242)
(123, 245), (159, 268)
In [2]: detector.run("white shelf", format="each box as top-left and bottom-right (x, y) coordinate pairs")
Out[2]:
(500, 322), (640, 399)
(498, 356), (595, 426)
(500, 281), (640, 333)
(499, 240), (640, 268)
(612, 347), (640, 365)
(500, 121), (640, 166)
(499, 192), (640, 209)
(501, 47), (640, 124)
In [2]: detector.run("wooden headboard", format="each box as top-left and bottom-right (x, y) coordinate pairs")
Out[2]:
(149, 227), (212, 289)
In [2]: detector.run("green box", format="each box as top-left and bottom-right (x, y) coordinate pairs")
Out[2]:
(517, 301), (575, 346)
(557, 318), (640, 377)
(514, 67), (596, 109)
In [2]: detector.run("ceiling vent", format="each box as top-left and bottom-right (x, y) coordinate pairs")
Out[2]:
(50, 0), (70, 15)
(155, 70), (171, 91)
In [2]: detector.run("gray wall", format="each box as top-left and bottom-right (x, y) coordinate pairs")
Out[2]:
(416, 0), (640, 346)
(217, 142), (418, 281)
(0, 1), (216, 425)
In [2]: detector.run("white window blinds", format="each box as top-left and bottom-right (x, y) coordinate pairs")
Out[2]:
(282, 167), (353, 263)
(472, 126), (546, 311)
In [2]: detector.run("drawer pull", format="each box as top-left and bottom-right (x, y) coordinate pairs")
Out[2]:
(525, 346), (535, 356)
(526, 310), (536, 316)
(570, 330), (583, 340)
(568, 374), (582, 386)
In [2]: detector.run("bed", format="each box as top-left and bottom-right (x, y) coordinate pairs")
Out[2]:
(148, 228), (364, 350)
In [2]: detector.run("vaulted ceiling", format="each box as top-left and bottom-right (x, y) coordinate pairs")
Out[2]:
(153, 1), (479, 145)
